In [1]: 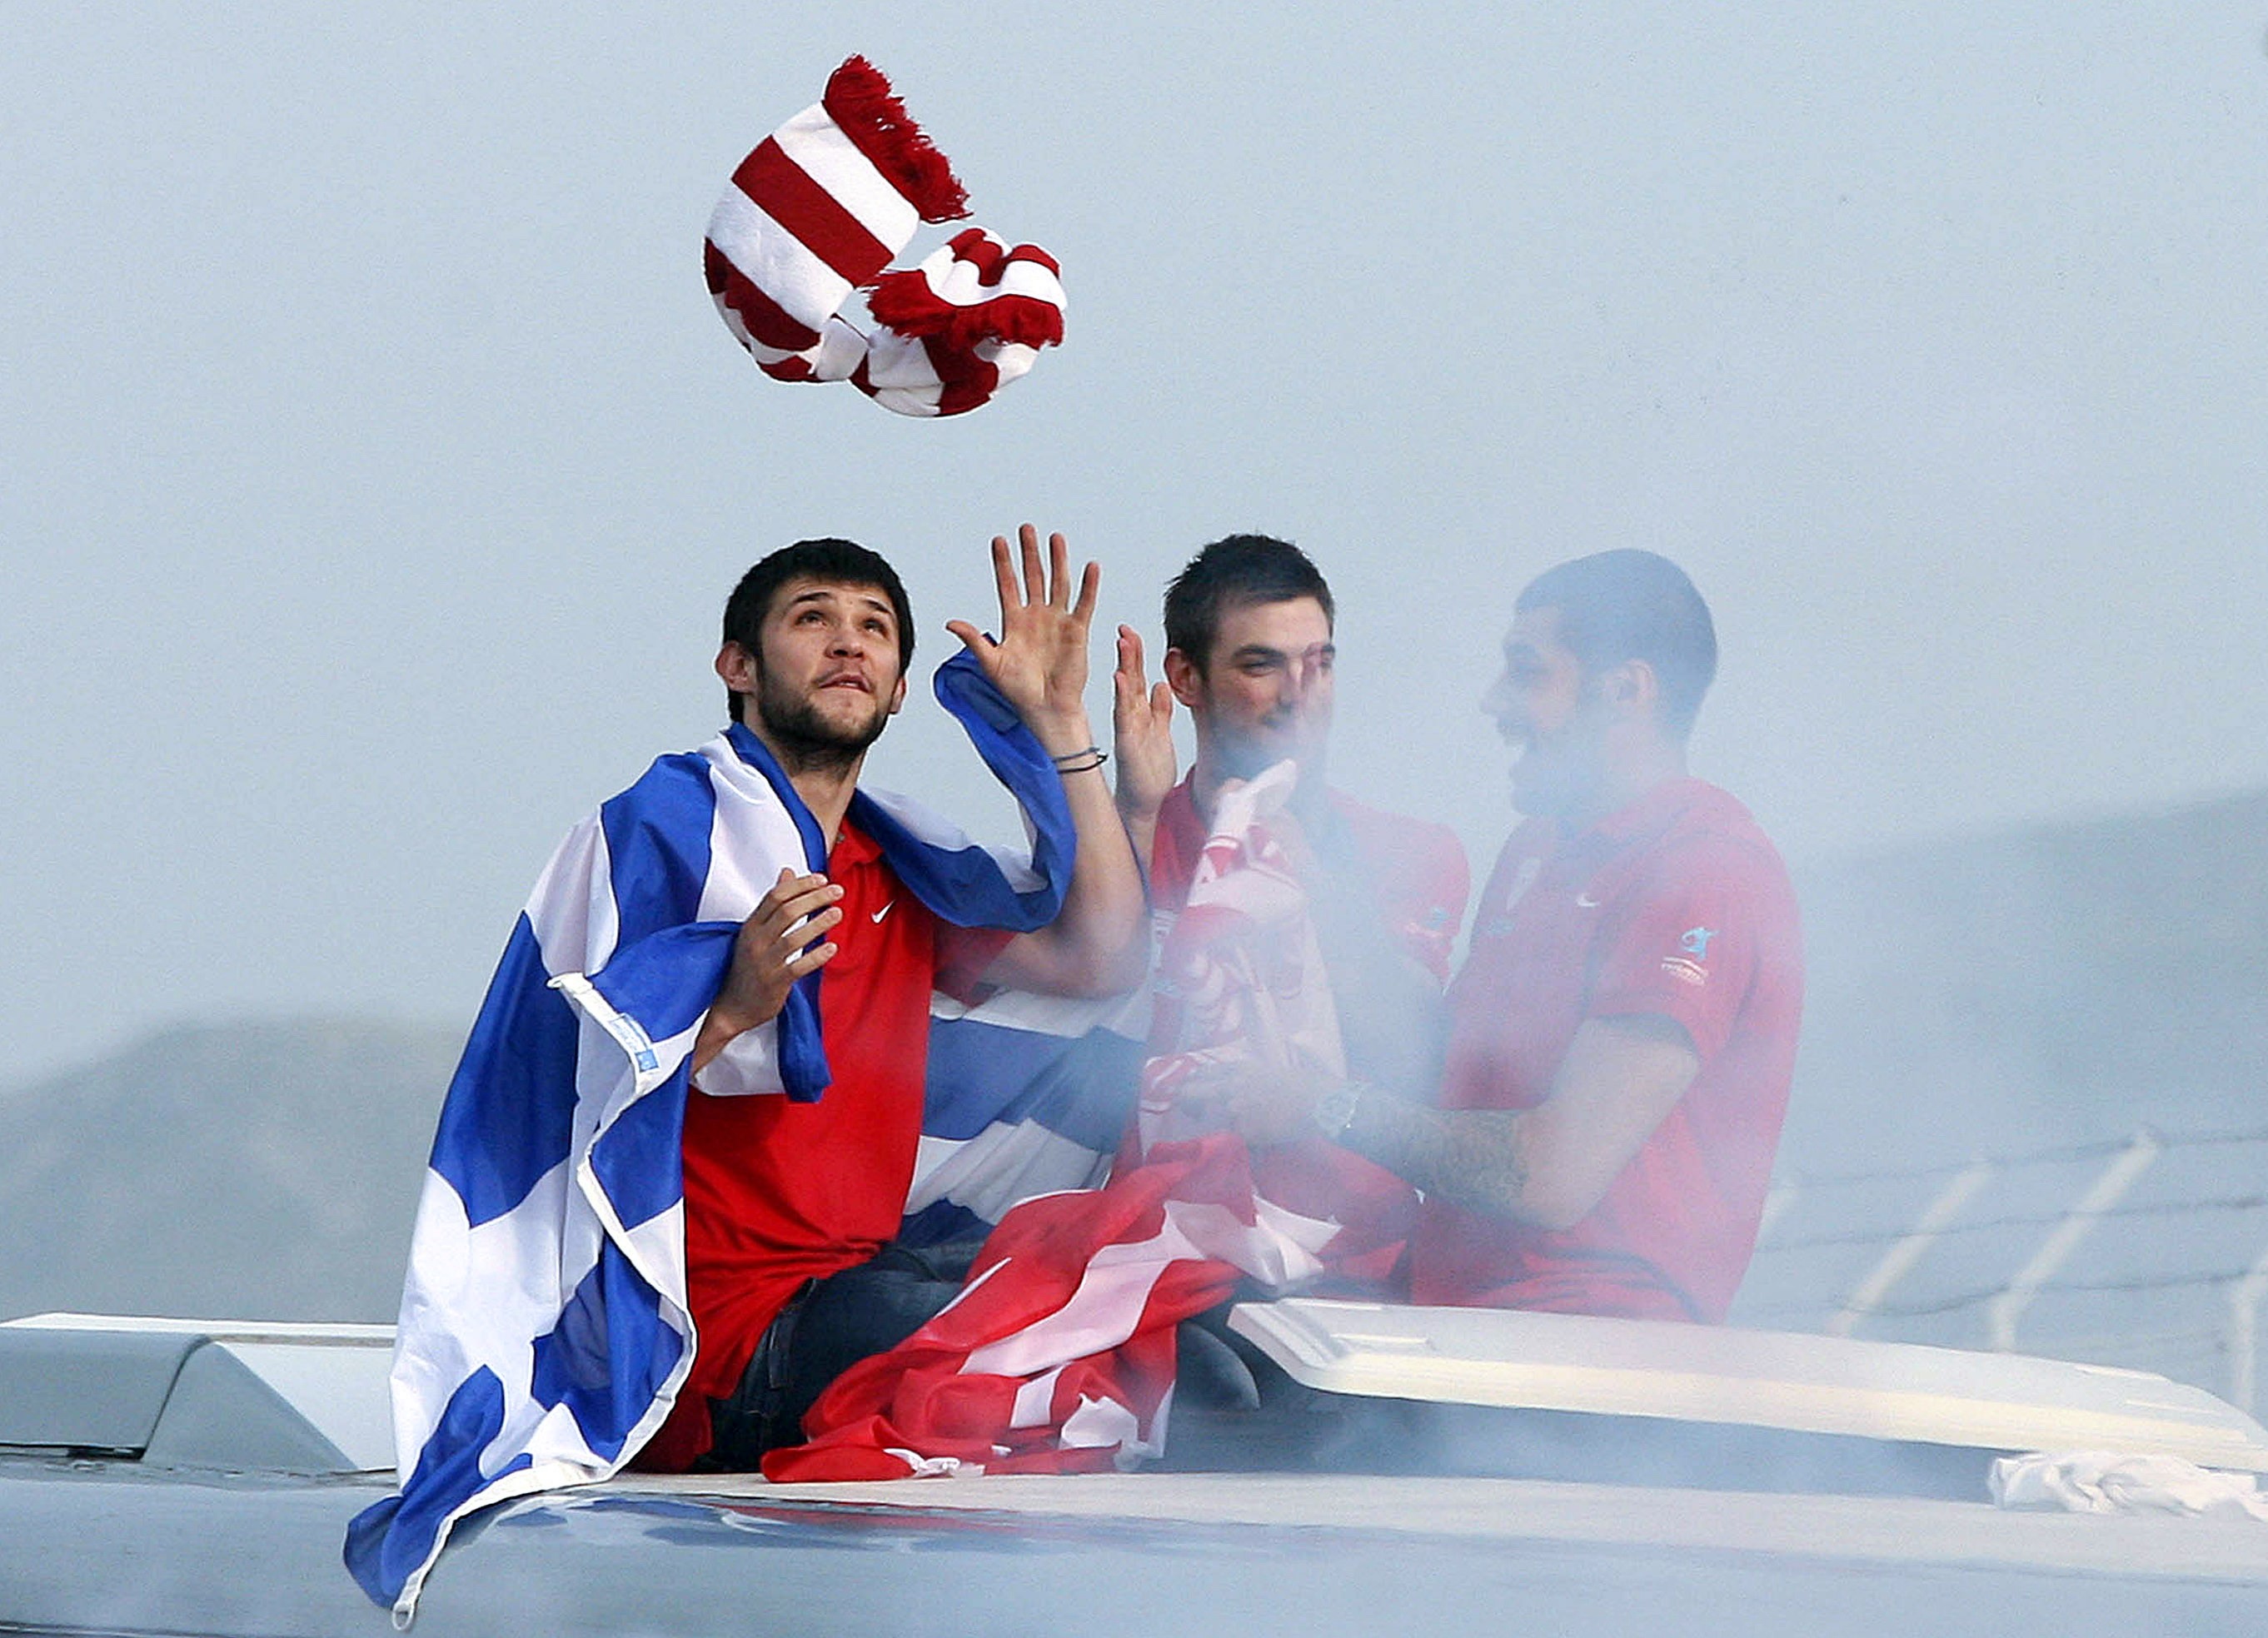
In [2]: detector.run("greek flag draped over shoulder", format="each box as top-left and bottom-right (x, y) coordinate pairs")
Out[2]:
(344, 653), (1074, 1624)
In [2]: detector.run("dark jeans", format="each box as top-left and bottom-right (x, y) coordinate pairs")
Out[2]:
(701, 1249), (1348, 1473)
(699, 1242), (973, 1471)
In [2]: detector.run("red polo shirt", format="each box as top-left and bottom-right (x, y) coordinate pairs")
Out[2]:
(1410, 779), (1802, 1322)
(638, 818), (1009, 1471)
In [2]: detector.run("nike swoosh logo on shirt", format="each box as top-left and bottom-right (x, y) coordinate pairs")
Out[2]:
(1575, 893), (1603, 909)
(870, 902), (895, 924)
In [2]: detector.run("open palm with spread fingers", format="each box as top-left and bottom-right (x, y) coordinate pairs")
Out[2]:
(1111, 623), (1176, 824)
(945, 524), (1100, 755)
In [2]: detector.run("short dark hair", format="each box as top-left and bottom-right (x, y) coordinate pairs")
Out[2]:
(1162, 534), (1335, 672)
(720, 538), (915, 722)
(1516, 550), (1717, 738)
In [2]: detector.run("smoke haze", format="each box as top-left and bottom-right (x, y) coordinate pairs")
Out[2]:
(4, 5), (2266, 1087)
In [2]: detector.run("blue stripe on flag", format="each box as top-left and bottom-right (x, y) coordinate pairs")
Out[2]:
(924, 1018), (1145, 1153)
(529, 1247), (683, 1463)
(897, 1198), (993, 1248)
(587, 1065), (692, 1232)
(428, 916), (582, 1227)
(586, 921), (740, 1053)
(848, 652), (1075, 932)
(599, 752), (720, 947)
(717, 724), (844, 1102)
(343, 1367), (528, 1605)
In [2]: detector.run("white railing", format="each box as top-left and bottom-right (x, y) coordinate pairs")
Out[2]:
(1823, 1160), (1995, 1340)
(1744, 1122), (2268, 1413)
(1984, 1130), (2161, 1353)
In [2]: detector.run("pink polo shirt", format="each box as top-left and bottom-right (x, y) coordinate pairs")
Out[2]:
(1410, 779), (1802, 1322)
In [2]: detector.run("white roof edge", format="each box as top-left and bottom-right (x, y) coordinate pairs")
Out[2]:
(1228, 1298), (2268, 1473)
(3, 1312), (394, 1346)
(639, 1471), (2268, 1583)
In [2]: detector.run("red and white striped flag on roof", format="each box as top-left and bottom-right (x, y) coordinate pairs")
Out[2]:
(704, 56), (1065, 418)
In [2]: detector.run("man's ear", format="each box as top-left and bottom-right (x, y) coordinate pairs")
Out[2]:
(886, 672), (909, 715)
(1163, 647), (1205, 710)
(715, 640), (758, 695)
(1605, 659), (1661, 716)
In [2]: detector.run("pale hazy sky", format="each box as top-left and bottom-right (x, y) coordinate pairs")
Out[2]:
(6, 3), (2266, 1086)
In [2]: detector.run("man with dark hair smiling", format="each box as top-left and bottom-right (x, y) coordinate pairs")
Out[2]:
(1113, 534), (1468, 1283)
(1194, 549), (1802, 1323)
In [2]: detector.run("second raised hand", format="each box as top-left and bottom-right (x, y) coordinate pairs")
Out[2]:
(1112, 623), (1177, 823)
(944, 523), (1103, 752)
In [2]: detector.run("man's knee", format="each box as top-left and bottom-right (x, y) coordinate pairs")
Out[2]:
(705, 1252), (964, 1468)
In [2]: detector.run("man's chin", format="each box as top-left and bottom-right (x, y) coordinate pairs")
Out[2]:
(1508, 766), (1563, 819)
(817, 695), (888, 737)
(757, 697), (889, 764)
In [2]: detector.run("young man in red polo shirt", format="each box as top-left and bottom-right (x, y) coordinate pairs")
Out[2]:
(639, 526), (1149, 1471)
(1111, 535), (1469, 1280)
(1191, 549), (1802, 1324)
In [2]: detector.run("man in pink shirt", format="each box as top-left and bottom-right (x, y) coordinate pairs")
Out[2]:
(1196, 550), (1802, 1323)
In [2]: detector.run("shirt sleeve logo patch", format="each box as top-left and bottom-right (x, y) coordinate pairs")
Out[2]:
(1662, 927), (1716, 987)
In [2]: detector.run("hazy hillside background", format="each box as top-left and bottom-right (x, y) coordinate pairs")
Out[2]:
(1737, 788), (2268, 1405)
(4, 789), (2261, 1397)
(0, 1019), (458, 1324)
(1784, 786), (2268, 1171)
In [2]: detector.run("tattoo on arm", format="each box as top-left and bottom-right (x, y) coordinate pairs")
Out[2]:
(1343, 1093), (1534, 1222)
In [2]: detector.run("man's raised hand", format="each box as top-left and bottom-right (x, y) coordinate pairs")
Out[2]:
(1112, 623), (1176, 824)
(945, 524), (1101, 754)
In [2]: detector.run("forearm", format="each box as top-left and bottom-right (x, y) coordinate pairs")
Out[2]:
(1120, 809), (1159, 887)
(1336, 1018), (1701, 1230)
(1338, 1089), (1545, 1224)
(690, 1008), (750, 1076)
(1015, 709), (1149, 993)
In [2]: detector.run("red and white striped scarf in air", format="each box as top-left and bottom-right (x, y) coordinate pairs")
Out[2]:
(704, 56), (1065, 419)
(764, 766), (1411, 1482)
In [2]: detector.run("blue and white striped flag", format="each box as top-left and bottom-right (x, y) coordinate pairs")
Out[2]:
(905, 985), (1149, 1247)
(345, 653), (1077, 1624)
